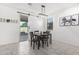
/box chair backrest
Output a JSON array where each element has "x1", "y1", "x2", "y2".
[
  {"x1": 46, "y1": 31, "x2": 50, "y2": 34},
  {"x1": 43, "y1": 31, "x2": 47, "y2": 34},
  {"x1": 30, "y1": 32, "x2": 34, "y2": 39},
  {"x1": 34, "y1": 31, "x2": 39, "y2": 32},
  {"x1": 30, "y1": 32, "x2": 33, "y2": 35},
  {"x1": 34, "y1": 31, "x2": 39, "y2": 34}
]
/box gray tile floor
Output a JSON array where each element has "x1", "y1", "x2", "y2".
[
  {"x1": 0, "y1": 40, "x2": 79, "y2": 55},
  {"x1": 20, "y1": 35, "x2": 28, "y2": 42},
  {"x1": 20, "y1": 33, "x2": 28, "y2": 42}
]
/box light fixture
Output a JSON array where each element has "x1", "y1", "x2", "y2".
[
  {"x1": 38, "y1": 5, "x2": 48, "y2": 16},
  {"x1": 27, "y1": 3, "x2": 32, "y2": 6}
]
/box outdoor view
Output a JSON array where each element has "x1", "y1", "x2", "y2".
[{"x1": 20, "y1": 21, "x2": 28, "y2": 34}]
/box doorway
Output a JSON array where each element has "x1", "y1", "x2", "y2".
[{"x1": 20, "y1": 14, "x2": 28, "y2": 42}]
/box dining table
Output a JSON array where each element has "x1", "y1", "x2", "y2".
[{"x1": 33, "y1": 33, "x2": 49, "y2": 49}]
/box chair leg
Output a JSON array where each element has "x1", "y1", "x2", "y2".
[
  {"x1": 50, "y1": 34, "x2": 52, "y2": 44},
  {"x1": 44, "y1": 40, "x2": 46, "y2": 46},
  {"x1": 33, "y1": 42, "x2": 35, "y2": 49},
  {"x1": 47, "y1": 40, "x2": 49, "y2": 47},
  {"x1": 42, "y1": 40, "x2": 44, "y2": 48},
  {"x1": 38, "y1": 41, "x2": 40, "y2": 50},
  {"x1": 36, "y1": 41, "x2": 37, "y2": 45},
  {"x1": 31, "y1": 40, "x2": 32, "y2": 47}
]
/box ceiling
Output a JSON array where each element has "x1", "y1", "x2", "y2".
[{"x1": 0, "y1": 3, "x2": 79, "y2": 15}]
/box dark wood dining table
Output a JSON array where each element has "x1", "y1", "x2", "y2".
[{"x1": 33, "y1": 33, "x2": 49, "y2": 49}]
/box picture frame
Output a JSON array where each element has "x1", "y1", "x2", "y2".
[
  {"x1": 59, "y1": 16, "x2": 71, "y2": 26},
  {"x1": 59, "y1": 17, "x2": 65, "y2": 26},
  {"x1": 0, "y1": 18, "x2": 2, "y2": 22},
  {"x1": 71, "y1": 14, "x2": 79, "y2": 26}
]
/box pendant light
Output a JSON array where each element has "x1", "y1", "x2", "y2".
[{"x1": 38, "y1": 5, "x2": 48, "y2": 16}]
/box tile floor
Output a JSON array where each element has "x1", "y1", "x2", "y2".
[
  {"x1": 0, "y1": 40, "x2": 79, "y2": 55},
  {"x1": 20, "y1": 34, "x2": 28, "y2": 42}
]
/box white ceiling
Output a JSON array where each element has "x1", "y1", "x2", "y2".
[{"x1": 0, "y1": 3, "x2": 79, "y2": 15}]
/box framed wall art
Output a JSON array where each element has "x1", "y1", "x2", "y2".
[
  {"x1": 71, "y1": 14, "x2": 79, "y2": 26},
  {"x1": 59, "y1": 14, "x2": 79, "y2": 26},
  {"x1": 59, "y1": 16, "x2": 71, "y2": 26}
]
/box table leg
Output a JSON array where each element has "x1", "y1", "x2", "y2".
[{"x1": 50, "y1": 34, "x2": 52, "y2": 44}]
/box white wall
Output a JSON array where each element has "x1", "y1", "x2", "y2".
[
  {"x1": 52, "y1": 6, "x2": 79, "y2": 46},
  {"x1": 28, "y1": 16, "x2": 47, "y2": 32},
  {"x1": 0, "y1": 5, "x2": 20, "y2": 45},
  {"x1": 0, "y1": 4, "x2": 48, "y2": 45}
]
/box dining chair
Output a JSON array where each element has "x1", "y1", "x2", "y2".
[
  {"x1": 46, "y1": 31, "x2": 52, "y2": 44},
  {"x1": 30, "y1": 32, "x2": 34, "y2": 46},
  {"x1": 34, "y1": 31, "x2": 39, "y2": 34},
  {"x1": 34, "y1": 30, "x2": 39, "y2": 32},
  {"x1": 40, "y1": 31, "x2": 49, "y2": 47},
  {"x1": 30, "y1": 32, "x2": 40, "y2": 49},
  {"x1": 46, "y1": 31, "x2": 50, "y2": 34}
]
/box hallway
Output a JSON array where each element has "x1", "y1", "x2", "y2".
[{"x1": 0, "y1": 40, "x2": 79, "y2": 55}]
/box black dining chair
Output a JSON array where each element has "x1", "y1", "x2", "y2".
[
  {"x1": 30, "y1": 32, "x2": 34, "y2": 46},
  {"x1": 40, "y1": 32, "x2": 49, "y2": 47},
  {"x1": 34, "y1": 31, "x2": 39, "y2": 32},
  {"x1": 46, "y1": 31, "x2": 50, "y2": 34},
  {"x1": 46, "y1": 31, "x2": 52, "y2": 44},
  {"x1": 34, "y1": 31, "x2": 39, "y2": 34},
  {"x1": 30, "y1": 32, "x2": 40, "y2": 49},
  {"x1": 49, "y1": 33, "x2": 52, "y2": 44}
]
